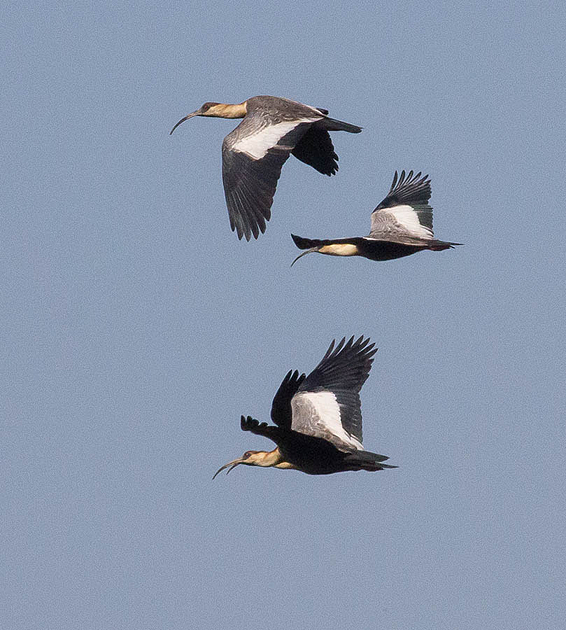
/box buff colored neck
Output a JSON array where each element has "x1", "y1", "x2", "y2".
[
  {"x1": 318, "y1": 243, "x2": 360, "y2": 257},
  {"x1": 207, "y1": 102, "x2": 247, "y2": 119},
  {"x1": 252, "y1": 447, "x2": 297, "y2": 470}
]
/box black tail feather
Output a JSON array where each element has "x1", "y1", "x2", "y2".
[
  {"x1": 321, "y1": 117, "x2": 363, "y2": 133},
  {"x1": 428, "y1": 239, "x2": 463, "y2": 251},
  {"x1": 344, "y1": 450, "x2": 397, "y2": 472}
]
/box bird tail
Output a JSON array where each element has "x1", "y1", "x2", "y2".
[
  {"x1": 427, "y1": 239, "x2": 463, "y2": 251},
  {"x1": 321, "y1": 117, "x2": 363, "y2": 133},
  {"x1": 343, "y1": 450, "x2": 398, "y2": 472}
]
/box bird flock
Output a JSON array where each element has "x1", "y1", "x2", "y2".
[{"x1": 171, "y1": 95, "x2": 460, "y2": 477}]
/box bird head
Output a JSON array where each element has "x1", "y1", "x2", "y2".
[
  {"x1": 212, "y1": 450, "x2": 264, "y2": 479},
  {"x1": 170, "y1": 101, "x2": 247, "y2": 134},
  {"x1": 195, "y1": 102, "x2": 222, "y2": 115},
  {"x1": 212, "y1": 448, "x2": 285, "y2": 479}
]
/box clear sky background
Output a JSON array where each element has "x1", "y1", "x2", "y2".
[{"x1": 2, "y1": 1, "x2": 565, "y2": 629}]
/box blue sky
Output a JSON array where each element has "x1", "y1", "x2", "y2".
[{"x1": 2, "y1": 1, "x2": 565, "y2": 629}]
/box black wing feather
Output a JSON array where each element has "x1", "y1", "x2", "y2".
[
  {"x1": 291, "y1": 127, "x2": 338, "y2": 175},
  {"x1": 271, "y1": 369, "x2": 306, "y2": 429},
  {"x1": 375, "y1": 170, "x2": 431, "y2": 208},
  {"x1": 298, "y1": 336, "x2": 377, "y2": 443}
]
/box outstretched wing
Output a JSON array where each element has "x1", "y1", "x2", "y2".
[
  {"x1": 369, "y1": 170, "x2": 434, "y2": 242},
  {"x1": 222, "y1": 114, "x2": 321, "y2": 240},
  {"x1": 290, "y1": 336, "x2": 377, "y2": 452},
  {"x1": 271, "y1": 369, "x2": 306, "y2": 429},
  {"x1": 291, "y1": 126, "x2": 339, "y2": 176}
]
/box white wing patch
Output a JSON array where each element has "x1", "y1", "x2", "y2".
[
  {"x1": 291, "y1": 391, "x2": 364, "y2": 450},
  {"x1": 381, "y1": 204, "x2": 433, "y2": 239},
  {"x1": 232, "y1": 118, "x2": 320, "y2": 160}
]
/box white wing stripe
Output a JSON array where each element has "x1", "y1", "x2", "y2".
[
  {"x1": 383, "y1": 204, "x2": 433, "y2": 238},
  {"x1": 292, "y1": 391, "x2": 364, "y2": 450},
  {"x1": 232, "y1": 118, "x2": 319, "y2": 160}
]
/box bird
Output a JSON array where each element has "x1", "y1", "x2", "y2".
[
  {"x1": 170, "y1": 95, "x2": 362, "y2": 241},
  {"x1": 213, "y1": 336, "x2": 396, "y2": 478},
  {"x1": 291, "y1": 170, "x2": 461, "y2": 265}
]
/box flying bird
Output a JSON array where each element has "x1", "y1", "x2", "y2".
[
  {"x1": 170, "y1": 95, "x2": 362, "y2": 241},
  {"x1": 213, "y1": 336, "x2": 396, "y2": 478},
  {"x1": 291, "y1": 170, "x2": 461, "y2": 265}
]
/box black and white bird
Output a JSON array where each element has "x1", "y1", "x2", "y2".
[
  {"x1": 170, "y1": 95, "x2": 362, "y2": 241},
  {"x1": 213, "y1": 336, "x2": 396, "y2": 478},
  {"x1": 291, "y1": 170, "x2": 461, "y2": 265}
]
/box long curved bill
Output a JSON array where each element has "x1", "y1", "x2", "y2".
[
  {"x1": 170, "y1": 111, "x2": 200, "y2": 135},
  {"x1": 290, "y1": 248, "x2": 318, "y2": 267},
  {"x1": 212, "y1": 457, "x2": 246, "y2": 480}
]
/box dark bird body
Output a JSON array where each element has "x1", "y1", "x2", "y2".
[
  {"x1": 291, "y1": 170, "x2": 461, "y2": 264},
  {"x1": 213, "y1": 336, "x2": 396, "y2": 478},
  {"x1": 170, "y1": 96, "x2": 362, "y2": 241},
  {"x1": 291, "y1": 235, "x2": 442, "y2": 262}
]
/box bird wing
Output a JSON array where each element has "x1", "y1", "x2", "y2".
[
  {"x1": 222, "y1": 114, "x2": 321, "y2": 240},
  {"x1": 289, "y1": 336, "x2": 377, "y2": 452},
  {"x1": 368, "y1": 170, "x2": 434, "y2": 242},
  {"x1": 271, "y1": 369, "x2": 306, "y2": 429},
  {"x1": 291, "y1": 126, "x2": 338, "y2": 176}
]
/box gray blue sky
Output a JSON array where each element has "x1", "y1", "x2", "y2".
[{"x1": 2, "y1": 1, "x2": 565, "y2": 628}]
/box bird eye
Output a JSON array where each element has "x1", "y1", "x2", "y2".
[{"x1": 243, "y1": 451, "x2": 253, "y2": 459}]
